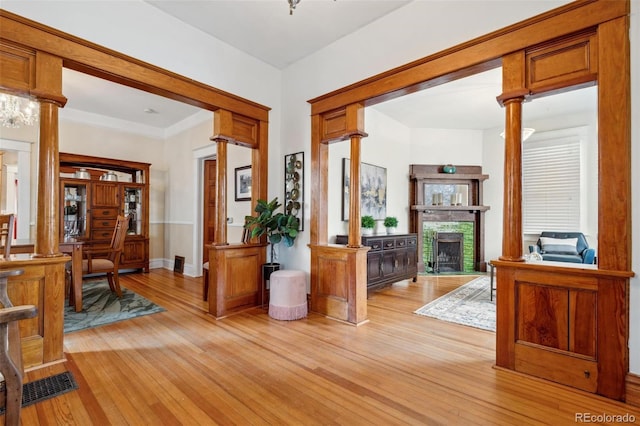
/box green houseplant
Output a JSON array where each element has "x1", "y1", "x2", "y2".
[
  {"x1": 244, "y1": 197, "x2": 300, "y2": 266},
  {"x1": 383, "y1": 216, "x2": 398, "y2": 234},
  {"x1": 361, "y1": 215, "x2": 375, "y2": 235}
]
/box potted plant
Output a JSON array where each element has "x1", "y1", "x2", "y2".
[
  {"x1": 244, "y1": 197, "x2": 300, "y2": 279},
  {"x1": 361, "y1": 215, "x2": 375, "y2": 235},
  {"x1": 383, "y1": 216, "x2": 398, "y2": 234}
]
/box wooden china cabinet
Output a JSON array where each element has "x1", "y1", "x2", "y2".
[{"x1": 59, "y1": 153, "x2": 150, "y2": 272}]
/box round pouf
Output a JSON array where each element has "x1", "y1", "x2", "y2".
[{"x1": 268, "y1": 270, "x2": 307, "y2": 320}]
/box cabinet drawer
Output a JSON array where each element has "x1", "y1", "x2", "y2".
[
  {"x1": 91, "y1": 229, "x2": 114, "y2": 240},
  {"x1": 383, "y1": 239, "x2": 395, "y2": 250},
  {"x1": 407, "y1": 237, "x2": 417, "y2": 247},
  {"x1": 92, "y1": 208, "x2": 118, "y2": 219},
  {"x1": 395, "y1": 238, "x2": 407, "y2": 248},
  {"x1": 92, "y1": 218, "x2": 117, "y2": 229},
  {"x1": 367, "y1": 239, "x2": 383, "y2": 251}
]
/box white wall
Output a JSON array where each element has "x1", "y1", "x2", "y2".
[{"x1": 326, "y1": 108, "x2": 412, "y2": 244}]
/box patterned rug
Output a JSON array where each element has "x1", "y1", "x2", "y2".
[
  {"x1": 64, "y1": 279, "x2": 165, "y2": 333},
  {"x1": 413, "y1": 276, "x2": 495, "y2": 331}
]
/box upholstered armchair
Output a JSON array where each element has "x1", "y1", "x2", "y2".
[{"x1": 529, "y1": 231, "x2": 596, "y2": 264}]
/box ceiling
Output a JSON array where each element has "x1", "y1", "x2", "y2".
[
  {"x1": 58, "y1": 0, "x2": 595, "y2": 134},
  {"x1": 145, "y1": 0, "x2": 412, "y2": 70}
]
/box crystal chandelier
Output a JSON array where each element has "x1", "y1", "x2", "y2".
[
  {"x1": 288, "y1": 0, "x2": 301, "y2": 15},
  {"x1": 0, "y1": 93, "x2": 39, "y2": 128}
]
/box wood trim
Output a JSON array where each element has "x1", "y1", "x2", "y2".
[
  {"x1": 212, "y1": 110, "x2": 260, "y2": 149},
  {"x1": 525, "y1": 29, "x2": 598, "y2": 96},
  {"x1": 597, "y1": 16, "x2": 631, "y2": 272},
  {"x1": 0, "y1": 10, "x2": 270, "y2": 121},
  {"x1": 625, "y1": 373, "x2": 640, "y2": 408},
  {"x1": 0, "y1": 40, "x2": 35, "y2": 93},
  {"x1": 207, "y1": 243, "x2": 266, "y2": 319},
  {"x1": 310, "y1": 114, "x2": 328, "y2": 246},
  {"x1": 1, "y1": 257, "x2": 68, "y2": 368},
  {"x1": 309, "y1": 244, "x2": 369, "y2": 325},
  {"x1": 60, "y1": 152, "x2": 151, "y2": 173},
  {"x1": 308, "y1": 0, "x2": 627, "y2": 115}
]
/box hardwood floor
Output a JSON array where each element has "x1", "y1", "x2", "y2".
[{"x1": 15, "y1": 270, "x2": 640, "y2": 425}]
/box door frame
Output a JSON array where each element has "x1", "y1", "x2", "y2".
[{"x1": 192, "y1": 143, "x2": 216, "y2": 277}]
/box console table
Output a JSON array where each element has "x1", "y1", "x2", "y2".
[{"x1": 335, "y1": 233, "x2": 418, "y2": 293}]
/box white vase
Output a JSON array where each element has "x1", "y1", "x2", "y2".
[
  {"x1": 362, "y1": 227, "x2": 374, "y2": 236},
  {"x1": 386, "y1": 227, "x2": 396, "y2": 234}
]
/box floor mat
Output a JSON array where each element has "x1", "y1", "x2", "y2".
[{"x1": 0, "y1": 371, "x2": 78, "y2": 414}]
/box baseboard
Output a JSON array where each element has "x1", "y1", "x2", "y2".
[
  {"x1": 149, "y1": 258, "x2": 165, "y2": 270},
  {"x1": 151, "y1": 257, "x2": 197, "y2": 277},
  {"x1": 625, "y1": 373, "x2": 640, "y2": 406}
]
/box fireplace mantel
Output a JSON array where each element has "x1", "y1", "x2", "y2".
[{"x1": 409, "y1": 164, "x2": 489, "y2": 273}]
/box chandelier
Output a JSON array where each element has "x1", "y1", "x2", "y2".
[
  {"x1": 288, "y1": 0, "x2": 301, "y2": 15},
  {"x1": 0, "y1": 93, "x2": 39, "y2": 128}
]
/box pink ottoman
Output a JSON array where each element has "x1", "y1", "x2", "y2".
[{"x1": 268, "y1": 270, "x2": 307, "y2": 320}]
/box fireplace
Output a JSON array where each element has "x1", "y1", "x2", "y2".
[
  {"x1": 432, "y1": 232, "x2": 464, "y2": 273},
  {"x1": 410, "y1": 164, "x2": 489, "y2": 273}
]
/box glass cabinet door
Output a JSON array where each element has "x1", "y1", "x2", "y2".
[
  {"x1": 62, "y1": 180, "x2": 89, "y2": 239},
  {"x1": 123, "y1": 185, "x2": 143, "y2": 235}
]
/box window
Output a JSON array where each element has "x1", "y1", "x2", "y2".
[{"x1": 522, "y1": 129, "x2": 584, "y2": 234}]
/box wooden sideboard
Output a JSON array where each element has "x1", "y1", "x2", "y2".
[{"x1": 335, "y1": 233, "x2": 418, "y2": 293}]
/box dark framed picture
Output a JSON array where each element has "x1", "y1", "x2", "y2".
[
  {"x1": 342, "y1": 158, "x2": 387, "y2": 221},
  {"x1": 284, "y1": 151, "x2": 304, "y2": 231},
  {"x1": 235, "y1": 165, "x2": 252, "y2": 201}
]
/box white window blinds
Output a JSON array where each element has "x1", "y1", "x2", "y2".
[{"x1": 522, "y1": 135, "x2": 581, "y2": 234}]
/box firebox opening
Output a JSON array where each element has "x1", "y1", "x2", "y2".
[{"x1": 433, "y1": 232, "x2": 464, "y2": 273}]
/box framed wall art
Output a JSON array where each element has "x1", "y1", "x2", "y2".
[
  {"x1": 234, "y1": 165, "x2": 252, "y2": 201},
  {"x1": 284, "y1": 152, "x2": 304, "y2": 231},
  {"x1": 342, "y1": 158, "x2": 387, "y2": 221}
]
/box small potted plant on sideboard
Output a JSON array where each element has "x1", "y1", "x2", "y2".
[
  {"x1": 383, "y1": 216, "x2": 398, "y2": 234},
  {"x1": 361, "y1": 215, "x2": 375, "y2": 236}
]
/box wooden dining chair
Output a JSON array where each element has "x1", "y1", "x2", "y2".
[
  {"x1": 0, "y1": 215, "x2": 15, "y2": 259},
  {"x1": 0, "y1": 269, "x2": 38, "y2": 426},
  {"x1": 68, "y1": 215, "x2": 129, "y2": 307}
]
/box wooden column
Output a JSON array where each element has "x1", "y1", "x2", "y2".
[
  {"x1": 347, "y1": 134, "x2": 363, "y2": 248},
  {"x1": 34, "y1": 100, "x2": 61, "y2": 257},
  {"x1": 499, "y1": 97, "x2": 525, "y2": 262},
  {"x1": 309, "y1": 113, "x2": 328, "y2": 246},
  {"x1": 497, "y1": 50, "x2": 527, "y2": 262},
  {"x1": 212, "y1": 137, "x2": 228, "y2": 246},
  {"x1": 30, "y1": 52, "x2": 67, "y2": 257}
]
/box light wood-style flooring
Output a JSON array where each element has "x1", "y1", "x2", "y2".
[{"x1": 16, "y1": 269, "x2": 640, "y2": 425}]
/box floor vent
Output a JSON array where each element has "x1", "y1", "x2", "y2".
[{"x1": 0, "y1": 371, "x2": 78, "y2": 414}]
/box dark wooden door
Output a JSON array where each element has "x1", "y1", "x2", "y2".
[{"x1": 203, "y1": 159, "x2": 216, "y2": 263}]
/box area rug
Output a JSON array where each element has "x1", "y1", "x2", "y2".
[
  {"x1": 413, "y1": 276, "x2": 495, "y2": 331},
  {"x1": 0, "y1": 371, "x2": 78, "y2": 413},
  {"x1": 64, "y1": 280, "x2": 166, "y2": 333}
]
